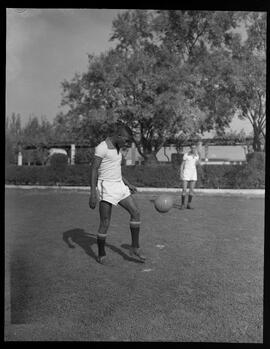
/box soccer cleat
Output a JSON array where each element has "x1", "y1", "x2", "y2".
[
  {"x1": 186, "y1": 204, "x2": 194, "y2": 209},
  {"x1": 130, "y1": 247, "x2": 146, "y2": 262},
  {"x1": 96, "y1": 255, "x2": 106, "y2": 264}
]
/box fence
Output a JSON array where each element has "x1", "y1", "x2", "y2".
[{"x1": 14, "y1": 138, "x2": 253, "y2": 166}]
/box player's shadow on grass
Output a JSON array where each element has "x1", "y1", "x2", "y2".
[{"x1": 62, "y1": 229, "x2": 142, "y2": 264}]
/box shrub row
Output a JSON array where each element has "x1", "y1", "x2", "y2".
[
  {"x1": 5, "y1": 162, "x2": 264, "y2": 189},
  {"x1": 123, "y1": 163, "x2": 265, "y2": 189},
  {"x1": 5, "y1": 165, "x2": 91, "y2": 186}
]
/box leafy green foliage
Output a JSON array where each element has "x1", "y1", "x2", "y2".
[
  {"x1": 5, "y1": 113, "x2": 23, "y2": 164},
  {"x1": 74, "y1": 148, "x2": 95, "y2": 164},
  {"x1": 5, "y1": 165, "x2": 47, "y2": 185},
  {"x1": 49, "y1": 154, "x2": 68, "y2": 181},
  {"x1": 230, "y1": 13, "x2": 266, "y2": 151},
  {"x1": 171, "y1": 153, "x2": 184, "y2": 168},
  {"x1": 23, "y1": 148, "x2": 46, "y2": 165},
  {"x1": 5, "y1": 162, "x2": 264, "y2": 189},
  {"x1": 22, "y1": 115, "x2": 54, "y2": 145},
  {"x1": 246, "y1": 152, "x2": 265, "y2": 170},
  {"x1": 5, "y1": 135, "x2": 17, "y2": 164},
  {"x1": 59, "y1": 10, "x2": 246, "y2": 164},
  {"x1": 6, "y1": 10, "x2": 265, "y2": 164}
]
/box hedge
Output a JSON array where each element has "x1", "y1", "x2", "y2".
[
  {"x1": 5, "y1": 162, "x2": 264, "y2": 189},
  {"x1": 5, "y1": 165, "x2": 90, "y2": 186}
]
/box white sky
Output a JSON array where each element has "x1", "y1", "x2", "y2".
[{"x1": 6, "y1": 8, "x2": 253, "y2": 133}]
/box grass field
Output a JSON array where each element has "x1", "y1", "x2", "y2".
[{"x1": 5, "y1": 188, "x2": 264, "y2": 342}]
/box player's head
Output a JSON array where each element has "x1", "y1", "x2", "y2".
[
  {"x1": 189, "y1": 144, "x2": 197, "y2": 154},
  {"x1": 113, "y1": 123, "x2": 133, "y2": 148}
]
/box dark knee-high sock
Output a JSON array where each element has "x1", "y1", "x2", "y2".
[
  {"x1": 97, "y1": 233, "x2": 106, "y2": 256},
  {"x1": 130, "y1": 221, "x2": 141, "y2": 248},
  {"x1": 188, "y1": 194, "x2": 193, "y2": 205},
  {"x1": 181, "y1": 194, "x2": 186, "y2": 206}
]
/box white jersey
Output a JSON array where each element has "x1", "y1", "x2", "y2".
[
  {"x1": 182, "y1": 152, "x2": 199, "y2": 181},
  {"x1": 94, "y1": 140, "x2": 123, "y2": 181}
]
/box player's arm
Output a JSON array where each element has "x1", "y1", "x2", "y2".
[
  {"x1": 180, "y1": 159, "x2": 185, "y2": 179},
  {"x1": 196, "y1": 149, "x2": 201, "y2": 165},
  {"x1": 89, "y1": 156, "x2": 102, "y2": 209},
  {"x1": 122, "y1": 176, "x2": 137, "y2": 194}
]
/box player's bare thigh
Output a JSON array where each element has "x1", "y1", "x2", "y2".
[
  {"x1": 118, "y1": 195, "x2": 140, "y2": 220},
  {"x1": 182, "y1": 180, "x2": 188, "y2": 194},
  {"x1": 189, "y1": 181, "x2": 196, "y2": 195}
]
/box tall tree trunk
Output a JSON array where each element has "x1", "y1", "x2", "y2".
[
  {"x1": 253, "y1": 123, "x2": 262, "y2": 152},
  {"x1": 140, "y1": 135, "x2": 160, "y2": 165},
  {"x1": 142, "y1": 151, "x2": 159, "y2": 166}
]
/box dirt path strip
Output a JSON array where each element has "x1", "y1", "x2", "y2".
[{"x1": 5, "y1": 185, "x2": 265, "y2": 196}]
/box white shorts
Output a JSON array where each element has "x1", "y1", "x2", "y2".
[
  {"x1": 181, "y1": 174, "x2": 197, "y2": 181},
  {"x1": 181, "y1": 170, "x2": 197, "y2": 181},
  {"x1": 97, "y1": 179, "x2": 131, "y2": 206}
]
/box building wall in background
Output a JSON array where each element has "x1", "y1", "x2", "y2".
[{"x1": 124, "y1": 145, "x2": 247, "y2": 163}]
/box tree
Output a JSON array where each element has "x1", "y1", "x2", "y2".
[
  {"x1": 110, "y1": 10, "x2": 244, "y2": 161},
  {"x1": 182, "y1": 48, "x2": 239, "y2": 136},
  {"x1": 160, "y1": 10, "x2": 266, "y2": 151},
  {"x1": 60, "y1": 48, "x2": 208, "y2": 164},
  {"x1": 52, "y1": 112, "x2": 76, "y2": 143},
  {"x1": 59, "y1": 10, "x2": 246, "y2": 164},
  {"x1": 230, "y1": 12, "x2": 266, "y2": 151},
  {"x1": 6, "y1": 112, "x2": 23, "y2": 142},
  {"x1": 109, "y1": 48, "x2": 208, "y2": 163},
  {"x1": 152, "y1": 10, "x2": 239, "y2": 61},
  {"x1": 213, "y1": 129, "x2": 247, "y2": 143},
  {"x1": 232, "y1": 53, "x2": 265, "y2": 151},
  {"x1": 153, "y1": 10, "x2": 244, "y2": 135},
  {"x1": 59, "y1": 64, "x2": 118, "y2": 146},
  {"x1": 22, "y1": 115, "x2": 55, "y2": 165},
  {"x1": 5, "y1": 113, "x2": 23, "y2": 164}
]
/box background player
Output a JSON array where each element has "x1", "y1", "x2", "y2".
[
  {"x1": 89, "y1": 124, "x2": 146, "y2": 264},
  {"x1": 179, "y1": 143, "x2": 200, "y2": 209}
]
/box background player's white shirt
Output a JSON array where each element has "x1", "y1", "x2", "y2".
[
  {"x1": 94, "y1": 141, "x2": 122, "y2": 181},
  {"x1": 182, "y1": 152, "x2": 199, "y2": 181}
]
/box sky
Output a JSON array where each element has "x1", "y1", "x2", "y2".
[{"x1": 6, "y1": 8, "x2": 253, "y2": 133}]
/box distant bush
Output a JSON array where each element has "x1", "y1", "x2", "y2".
[
  {"x1": 246, "y1": 152, "x2": 265, "y2": 170},
  {"x1": 122, "y1": 164, "x2": 179, "y2": 188},
  {"x1": 5, "y1": 165, "x2": 48, "y2": 185},
  {"x1": 64, "y1": 165, "x2": 91, "y2": 185},
  {"x1": 49, "y1": 154, "x2": 68, "y2": 182},
  {"x1": 228, "y1": 163, "x2": 265, "y2": 189},
  {"x1": 198, "y1": 165, "x2": 242, "y2": 189},
  {"x1": 171, "y1": 153, "x2": 183, "y2": 168},
  {"x1": 75, "y1": 148, "x2": 95, "y2": 164},
  {"x1": 5, "y1": 164, "x2": 91, "y2": 186},
  {"x1": 228, "y1": 152, "x2": 265, "y2": 189},
  {"x1": 5, "y1": 160, "x2": 265, "y2": 189},
  {"x1": 50, "y1": 153, "x2": 68, "y2": 166},
  {"x1": 24, "y1": 148, "x2": 46, "y2": 165},
  {"x1": 5, "y1": 138, "x2": 17, "y2": 165}
]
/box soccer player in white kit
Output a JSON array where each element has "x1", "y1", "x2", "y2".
[
  {"x1": 179, "y1": 144, "x2": 200, "y2": 209},
  {"x1": 89, "y1": 124, "x2": 146, "y2": 264}
]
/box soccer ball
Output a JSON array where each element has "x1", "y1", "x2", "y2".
[{"x1": 154, "y1": 194, "x2": 174, "y2": 213}]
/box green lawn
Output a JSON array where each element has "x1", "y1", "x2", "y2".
[{"x1": 5, "y1": 189, "x2": 264, "y2": 342}]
